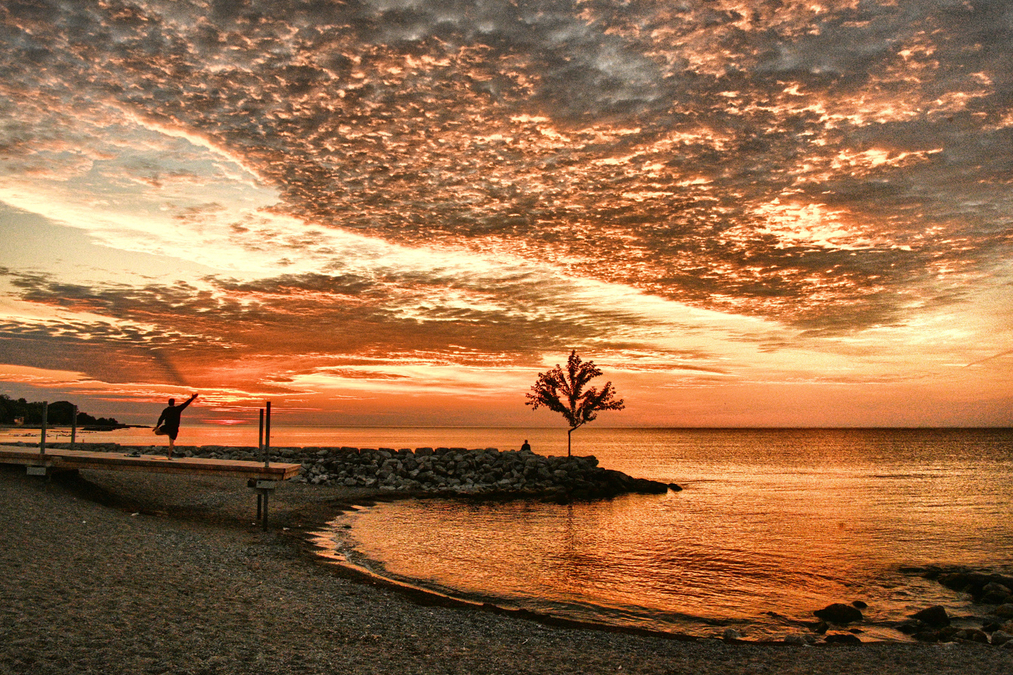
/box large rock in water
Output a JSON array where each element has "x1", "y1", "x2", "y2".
[
  {"x1": 601, "y1": 469, "x2": 669, "y2": 494},
  {"x1": 813, "y1": 603, "x2": 864, "y2": 625},
  {"x1": 911, "y1": 605, "x2": 950, "y2": 628}
]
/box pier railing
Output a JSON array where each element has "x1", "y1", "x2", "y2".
[{"x1": 8, "y1": 400, "x2": 293, "y2": 531}]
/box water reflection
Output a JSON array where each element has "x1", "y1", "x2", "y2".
[{"x1": 323, "y1": 429, "x2": 1013, "y2": 641}]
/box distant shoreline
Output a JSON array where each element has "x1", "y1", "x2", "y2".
[{"x1": 0, "y1": 423, "x2": 144, "y2": 427}]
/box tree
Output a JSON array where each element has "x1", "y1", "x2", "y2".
[
  {"x1": 525, "y1": 350, "x2": 625, "y2": 456},
  {"x1": 0, "y1": 395, "x2": 122, "y2": 427}
]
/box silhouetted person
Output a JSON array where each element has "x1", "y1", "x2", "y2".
[
  {"x1": 155, "y1": 393, "x2": 198, "y2": 459},
  {"x1": 521, "y1": 439, "x2": 531, "y2": 452}
]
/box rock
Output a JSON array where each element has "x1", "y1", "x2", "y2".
[
  {"x1": 722, "y1": 628, "x2": 743, "y2": 641},
  {"x1": 954, "y1": 629, "x2": 990, "y2": 644},
  {"x1": 930, "y1": 626, "x2": 960, "y2": 643},
  {"x1": 932, "y1": 570, "x2": 1013, "y2": 603},
  {"x1": 995, "y1": 604, "x2": 1013, "y2": 619},
  {"x1": 783, "y1": 634, "x2": 813, "y2": 646},
  {"x1": 851, "y1": 600, "x2": 868, "y2": 610},
  {"x1": 983, "y1": 582, "x2": 1011, "y2": 595},
  {"x1": 983, "y1": 591, "x2": 1012, "y2": 605},
  {"x1": 201, "y1": 444, "x2": 676, "y2": 499},
  {"x1": 813, "y1": 603, "x2": 864, "y2": 625},
  {"x1": 897, "y1": 622, "x2": 919, "y2": 635},
  {"x1": 911, "y1": 605, "x2": 950, "y2": 628},
  {"x1": 824, "y1": 633, "x2": 862, "y2": 645},
  {"x1": 629, "y1": 477, "x2": 669, "y2": 494},
  {"x1": 993, "y1": 630, "x2": 1013, "y2": 647},
  {"x1": 668, "y1": 483, "x2": 683, "y2": 491}
]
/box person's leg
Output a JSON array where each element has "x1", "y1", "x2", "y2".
[{"x1": 167, "y1": 432, "x2": 176, "y2": 459}]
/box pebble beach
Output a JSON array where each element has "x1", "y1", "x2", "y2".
[{"x1": 3, "y1": 464, "x2": 1013, "y2": 675}]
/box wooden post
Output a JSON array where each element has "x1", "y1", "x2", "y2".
[
  {"x1": 40, "y1": 401, "x2": 48, "y2": 455},
  {"x1": 70, "y1": 405, "x2": 78, "y2": 449},
  {"x1": 264, "y1": 401, "x2": 271, "y2": 469},
  {"x1": 258, "y1": 408, "x2": 264, "y2": 456}
]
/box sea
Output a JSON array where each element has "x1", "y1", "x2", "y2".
[{"x1": 6, "y1": 425, "x2": 1012, "y2": 642}]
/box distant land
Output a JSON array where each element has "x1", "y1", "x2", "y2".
[{"x1": 0, "y1": 395, "x2": 125, "y2": 429}]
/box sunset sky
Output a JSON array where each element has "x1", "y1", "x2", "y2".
[{"x1": 1, "y1": 0, "x2": 1011, "y2": 428}]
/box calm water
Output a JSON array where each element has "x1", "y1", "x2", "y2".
[
  {"x1": 313, "y1": 428, "x2": 1013, "y2": 642},
  {"x1": 9, "y1": 425, "x2": 1012, "y2": 641}
]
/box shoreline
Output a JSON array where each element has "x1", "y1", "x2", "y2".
[
  {"x1": 6, "y1": 441, "x2": 1013, "y2": 646},
  {"x1": 3, "y1": 467, "x2": 1013, "y2": 673},
  {"x1": 300, "y1": 497, "x2": 1013, "y2": 648}
]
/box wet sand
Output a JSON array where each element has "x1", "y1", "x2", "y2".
[{"x1": 2, "y1": 465, "x2": 1011, "y2": 674}]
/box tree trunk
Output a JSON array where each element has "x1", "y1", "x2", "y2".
[{"x1": 567, "y1": 427, "x2": 573, "y2": 457}]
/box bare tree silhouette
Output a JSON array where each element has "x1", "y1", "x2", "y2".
[{"x1": 526, "y1": 350, "x2": 625, "y2": 456}]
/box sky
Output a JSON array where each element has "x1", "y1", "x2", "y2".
[{"x1": 1, "y1": 0, "x2": 1011, "y2": 428}]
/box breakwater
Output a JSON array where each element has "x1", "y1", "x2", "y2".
[{"x1": 10, "y1": 442, "x2": 677, "y2": 500}]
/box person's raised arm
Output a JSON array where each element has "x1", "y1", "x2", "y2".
[{"x1": 178, "y1": 393, "x2": 199, "y2": 411}]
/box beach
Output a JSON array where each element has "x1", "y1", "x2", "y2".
[{"x1": 2, "y1": 465, "x2": 1012, "y2": 675}]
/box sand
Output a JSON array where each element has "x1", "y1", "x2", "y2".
[{"x1": 2, "y1": 465, "x2": 1011, "y2": 675}]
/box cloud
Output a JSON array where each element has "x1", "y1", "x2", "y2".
[
  {"x1": 1, "y1": 261, "x2": 742, "y2": 392},
  {"x1": 3, "y1": 2, "x2": 1008, "y2": 321},
  {"x1": 1, "y1": 1, "x2": 1011, "y2": 424}
]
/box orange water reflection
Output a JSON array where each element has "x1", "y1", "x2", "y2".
[{"x1": 325, "y1": 429, "x2": 1013, "y2": 641}]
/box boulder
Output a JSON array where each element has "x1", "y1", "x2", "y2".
[
  {"x1": 629, "y1": 477, "x2": 669, "y2": 494},
  {"x1": 824, "y1": 633, "x2": 862, "y2": 645},
  {"x1": 983, "y1": 591, "x2": 1012, "y2": 605},
  {"x1": 992, "y1": 631, "x2": 1013, "y2": 647},
  {"x1": 783, "y1": 634, "x2": 815, "y2": 646},
  {"x1": 813, "y1": 603, "x2": 864, "y2": 625},
  {"x1": 186, "y1": 443, "x2": 680, "y2": 499},
  {"x1": 954, "y1": 629, "x2": 990, "y2": 644},
  {"x1": 911, "y1": 605, "x2": 950, "y2": 628},
  {"x1": 994, "y1": 604, "x2": 1013, "y2": 619},
  {"x1": 933, "y1": 571, "x2": 1013, "y2": 602},
  {"x1": 721, "y1": 628, "x2": 743, "y2": 642},
  {"x1": 983, "y1": 582, "x2": 1011, "y2": 595}
]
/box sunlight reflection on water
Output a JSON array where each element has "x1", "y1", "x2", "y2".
[{"x1": 322, "y1": 428, "x2": 1013, "y2": 641}]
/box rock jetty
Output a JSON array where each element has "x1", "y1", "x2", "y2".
[
  {"x1": 897, "y1": 568, "x2": 1013, "y2": 645},
  {"x1": 23, "y1": 442, "x2": 677, "y2": 501}
]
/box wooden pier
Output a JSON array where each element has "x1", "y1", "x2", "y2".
[{"x1": 0, "y1": 444, "x2": 301, "y2": 529}]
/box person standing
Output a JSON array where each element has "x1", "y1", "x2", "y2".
[{"x1": 154, "y1": 393, "x2": 198, "y2": 459}]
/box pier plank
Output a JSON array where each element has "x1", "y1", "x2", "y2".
[{"x1": 0, "y1": 445, "x2": 300, "y2": 480}]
